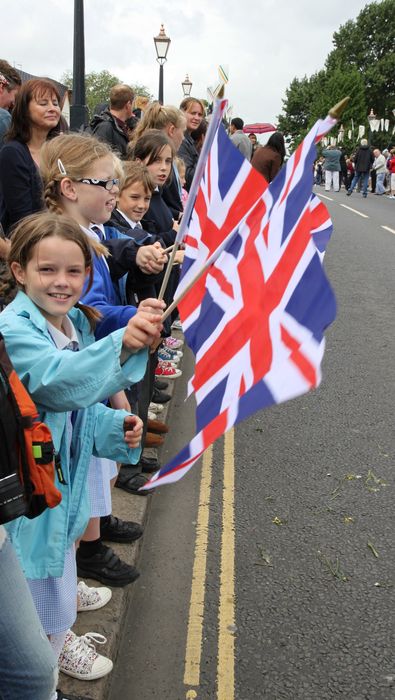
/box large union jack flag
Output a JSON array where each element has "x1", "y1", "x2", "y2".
[{"x1": 143, "y1": 109, "x2": 337, "y2": 488}]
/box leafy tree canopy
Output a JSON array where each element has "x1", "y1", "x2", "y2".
[
  {"x1": 278, "y1": 0, "x2": 395, "y2": 150},
  {"x1": 61, "y1": 70, "x2": 153, "y2": 116}
]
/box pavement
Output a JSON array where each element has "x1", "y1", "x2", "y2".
[{"x1": 61, "y1": 349, "x2": 180, "y2": 700}]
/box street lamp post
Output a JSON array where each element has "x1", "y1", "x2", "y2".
[
  {"x1": 181, "y1": 74, "x2": 192, "y2": 97},
  {"x1": 70, "y1": 0, "x2": 89, "y2": 131},
  {"x1": 367, "y1": 108, "x2": 376, "y2": 146},
  {"x1": 153, "y1": 24, "x2": 171, "y2": 105}
]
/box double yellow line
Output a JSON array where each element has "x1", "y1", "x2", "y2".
[{"x1": 184, "y1": 430, "x2": 235, "y2": 699}]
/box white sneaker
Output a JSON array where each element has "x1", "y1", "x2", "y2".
[
  {"x1": 77, "y1": 580, "x2": 112, "y2": 612},
  {"x1": 149, "y1": 402, "x2": 164, "y2": 414},
  {"x1": 148, "y1": 411, "x2": 156, "y2": 420},
  {"x1": 58, "y1": 629, "x2": 113, "y2": 681}
]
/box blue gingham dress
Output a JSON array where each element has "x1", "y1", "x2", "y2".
[
  {"x1": 27, "y1": 318, "x2": 80, "y2": 635},
  {"x1": 87, "y1": 455, "x2": 117, "y2": 517},
  {"x1": 84, "y1": 223, "x2": 117, "y2": 517}
]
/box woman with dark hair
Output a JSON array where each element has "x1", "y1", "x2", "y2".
[
  {"x1": 191, "y1": 118, "x2": 208, "y2": 154},
  {"x1": 129, "y1": 102, "x2": 187, "y2": 220},
  {"x1": 178, "y1": 96, "x2": 205, "y2": 190},
  {"x1": 0, "y1": 78, "x2": 61, "y2": 235},
  {"x1": 251, "y1": 131, "x2": 286, "y2": 183}
]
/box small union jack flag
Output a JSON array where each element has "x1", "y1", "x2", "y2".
[{"x1": 143, "y1": 109, "x2": 337, "y2": 488}]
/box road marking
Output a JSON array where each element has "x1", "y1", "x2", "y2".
[
  {"x1": 184, "y1": 446, "x2": 213, "y2": 691},
  {"x1": 381, "y1": 225, "x2": 395, "y2": 235},
  {"x1": 217, "y1": 430, "x2": 235, "y2": 700},
  {"x1": 339, "y1": 203, "x2": 369, "y2": 218},
  {"x1": 316, "y1": 193, "x2": 333, "y2": 201}
]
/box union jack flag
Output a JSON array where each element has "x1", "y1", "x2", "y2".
[{"x1": 143, "y1": 110, "x2": 337, "y2": 488}]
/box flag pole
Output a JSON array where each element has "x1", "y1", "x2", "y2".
[{"x1": 158, "y1": 87, "x2": 227, "y2": 301}]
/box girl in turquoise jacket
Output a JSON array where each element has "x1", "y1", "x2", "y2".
[{"x1": 0, "y1": 212, "x2": 164, "y2": 640}]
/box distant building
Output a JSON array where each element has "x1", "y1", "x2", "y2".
[{"x1": 17, "y1": 69, "x2": 71, "y2": 125}]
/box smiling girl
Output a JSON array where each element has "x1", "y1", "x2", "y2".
[
  {"x1": 0, "y1": 212, "x2": 163, "y2": 690},
  {"x1": 40, "y1": 134, "x2": 164, "y2": 597}
]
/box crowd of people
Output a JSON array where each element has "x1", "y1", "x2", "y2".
[
  {"x1": 0, "y1": 58, "x2": 291, "y2": 700},
  {"x1": 314, "y1": 139, "x2": 395, "y2": 198}
]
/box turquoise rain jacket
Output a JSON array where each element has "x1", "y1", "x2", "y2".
[{"x1": 0, "y1": 291, "x2": 147, "y2": 579}]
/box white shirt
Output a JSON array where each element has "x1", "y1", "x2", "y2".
[
  {"x1": 46, "y1": 316, "x2": 79, "y2": 351},
  {"x1": 116, "y1": 208, "x2": 141, "y2": 230}
]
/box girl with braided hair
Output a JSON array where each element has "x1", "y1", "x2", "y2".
[{"x1": 38, "y1": 133, "x2": 165, "y2": 679}]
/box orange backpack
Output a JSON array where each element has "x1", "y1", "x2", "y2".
[{"x1": 0, "y1": 333, "x2": 62, "y2": 524}]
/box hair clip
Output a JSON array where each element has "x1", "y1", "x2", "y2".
[{"x1": 57, "y1": 159, "x2": 67, "y2": 176}]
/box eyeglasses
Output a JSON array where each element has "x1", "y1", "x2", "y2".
[{"x1": 76, "y1": 177, "x2": 120, "y2": 191}]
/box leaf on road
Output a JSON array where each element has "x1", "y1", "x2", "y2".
[
  {"x1": 364, "y1": 469, "x2": 386, "y2": 493},
  {"x1": 367, "y1": 540, "x2": 379, "y2": 558},
  {"x1": 272, "y1": 516, "x2": 287, "y2": 526},
  {"x1": 317, "y1": 551, "x2": 349, "y2": 582},
  {"x1": 255, "y1": 543, "x2": 273, "y2": 567}
]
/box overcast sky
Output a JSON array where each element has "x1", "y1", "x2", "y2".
[{"x1": 2, "y1": 0, "x2": 368, "y2": 127}]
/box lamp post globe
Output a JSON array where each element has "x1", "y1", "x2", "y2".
[
  {"x1": 182, "y1": 74, "x2": 192, "y2": 97},
  {"x1": 153, "y1": 24, "x2": 171, "y2": 104}
]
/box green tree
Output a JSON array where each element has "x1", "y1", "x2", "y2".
[
  {"x1": 278, "y1": 0, "x2": 395, "y2": 149},
  {"x1": 326, "y1": 0, "x2": 395, "y2": 119},
  {"x1": 277, "y1": 75, "x2": 319, "y2": 147},
  {"x1": 61, "y1": 70, "x2": 153, "y2": 117}
]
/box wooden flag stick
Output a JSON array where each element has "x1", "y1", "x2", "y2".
[
  {"x1": 157, "y1": 241, "x2": 181, "y2": 300},
  {"x1": 163, "y1": 244, "x2": 175, "y2": 254}
]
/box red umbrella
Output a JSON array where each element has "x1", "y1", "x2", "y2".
[{"x1": 243, "y1": 122, "x2": 276, "y2": 134}]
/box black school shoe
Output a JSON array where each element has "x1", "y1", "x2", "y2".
[
  {"x1": 115, "y1": 469, "x2": 154, "y2": 496},
  {"x1": 154, "y1": 379, "x2": 169, "y2": 391},
  {"x1": 100, "y1": 515, "x2": 143, "y2": 543},
  {"x1": 139, "y1": 456, "x2": 161, "y2": 474},
  {"x1": 76, "y1": 543, "x2": 139, "y2": 587},
  {"x1": 152, "y1": 388, "x2": 172, "y2": 404}
]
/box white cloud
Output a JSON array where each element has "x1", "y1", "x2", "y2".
[{"x1": 2, "y1": 0, "x2": 369, "y2": 126}]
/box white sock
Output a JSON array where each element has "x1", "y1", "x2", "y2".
[{"x1": 49, "y1": 629, "x2": 68, "y2": 660}]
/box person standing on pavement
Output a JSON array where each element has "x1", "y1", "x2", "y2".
[
  {"x1": 178, "y1": 97, "x2": 205, "y2": 191},
  {"x1": 346, "y1": 139, "x2": 374, "y2": 198},
  {"x1": 387, "y1": 148, "x2": 395, "y2": 198},
  {"x1": 87, "y1": 84, "x2": 135, "y2": 159},
  {"x1": 372, "y1": 148, "x2": 387, "y2": 195},
  {"x1": 130, "y1": 102, "x2": 187, "y2": 220},
  {"x1": 0, "y1": 78, "x2": 61, "y2": 235},
  {"x1": 339, "y1": 148, "x2": 348, "y2": 189},
  {"x1": 322, "y1": 145, "x2": 342, "y2": 192},
  {"x1": 251, "y1": 132, "x2": 285, "y2": 183},
  {"x1": 229, "y1": 117, "x2": 252, "y2": 160},
  {"x1": 0, "y1": 60, "x2": 21, "y2": 146},
  {"x1": 248, "y1": 132, "x2": 259, "y2": 157},
  {"x1": 0, "y1": 211, "x2": 163, "y2": 688}
]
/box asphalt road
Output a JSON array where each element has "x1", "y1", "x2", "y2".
[{"x1": 109, "y1": 188, "x2": 395, "y2": 700}]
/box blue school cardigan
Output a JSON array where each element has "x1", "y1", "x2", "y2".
[{"x1": 0, "y1": 291, "x2": 147, "y2": 579}]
